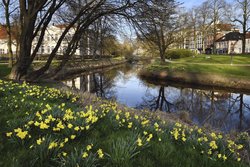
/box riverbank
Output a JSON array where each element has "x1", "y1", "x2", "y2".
[
  {"x1": 0, "y1": 58, "x2": 129, "y2": 80},
  {"x1": 140, "y1": 57, "x2": 250, "y2": 92},
  {"x1": 0, "y1": 79, "x2": 249, "y2": 166},
  {"x1": 54, "y1": 58, "x2": 129, "y2": 80}
]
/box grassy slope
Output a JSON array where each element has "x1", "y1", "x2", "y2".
[
  {"x1": 0, "y1": 80, "x2": 249, "y2": 167},
  {"x1": 173, "y1": 55, "x2": 250, "y2": 64},
  {"x1": 149, "y1": 55, "x2": 250, "y2": 79}
]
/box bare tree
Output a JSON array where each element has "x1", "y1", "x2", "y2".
[
  {"x1": 206, "y1": 0, "x2": 228, "y2": 54},
  {"x1": 196, "y1": 1, "x2": 213, "y2": 53},
  {"x1": 186, "y1": 7, "x2": 199, "y2": 53},
  {"x1": 231, "y1": 0, "x2": 250, "y2": 54},
  {"x1": 5, "y1": 0, "x2": 135, "y2": 81},
  {"x1": 130, "y1": 0, "x2": 180, "y2": 62},
  {"x1": 1, "y1": 0, "x2": 17, "y2": 67}
]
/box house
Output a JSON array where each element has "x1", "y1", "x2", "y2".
[
  {"x1": 0, "y1": 25, "x2": 17, "y2": 56},
  {"x1": 215, "y1": 31, "x2": 242, "y2": 54},
  {"x1": 178, "y1": 23, "x2": 237, "y2": 54},
  {"x1": 0, "y1": 24, "x2": 83, "y2": 59},
  {"x1": 215, "y1": 31, "x2": 250, "y2": 54}
]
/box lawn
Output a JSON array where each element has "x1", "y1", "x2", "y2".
[
  {"x1": 172, "y1": 54, "x2": 250, "y2": 65},
  {"x1": 0, "y1": 64, "x2": 11, "y2": 78},
  {"x1": 149, "y1": 55, "x2": 250, "y2": 79},
  {"x1": 0, "y1": 79, "x2": 249, "y2": 166}
]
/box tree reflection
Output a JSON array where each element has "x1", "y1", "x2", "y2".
[
  {"x1": 65, "y1": 72, "x2": 116, "y2": 99},
  {"x1": 138, "y1": 86, "x2": 173, "y2": 112}
]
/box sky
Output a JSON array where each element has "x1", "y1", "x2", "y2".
[
  {"x1": 181, "y1": 0, "x2": 234, "y2": 9},
  {"x1": 181, "y1": 0, "x2": 205, "y2": 9}
]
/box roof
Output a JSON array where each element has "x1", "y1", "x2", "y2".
[
  {"x1": 246, "y1": 32, "x2": 250, "y2": 39},
  {"x1": 54, "y1": 24, "x2": 68, "y2": 29},
  {"x1": 0, "y1": 25, "x2": 8, "y2": 39},
  {"x1": 216, "y1": 24, "x2": 233, "y2": 31},
  {"x1": 216, "y1": 32, "x2": 242, "y2": 42},
  {"x1": 0, "y1": 25, "x2": 19, "y2": 40}
]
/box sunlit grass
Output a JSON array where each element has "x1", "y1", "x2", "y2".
[
  {"x1": 149, "y1": 56, "x2": 250, "y2": 79},
  {"x1": 172, "y1": 54, "x2": 250, "y2": 65}
]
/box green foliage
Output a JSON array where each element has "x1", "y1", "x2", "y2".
[
  {"x1": 166, "y1": 49, "x2": 194, "y2": 59},
  {"x1": 61, "y1": 148, "x2": 98, "y2": 167},
  {"x1": 105, "y1": 134, "x2": 141, "y2": 167}
]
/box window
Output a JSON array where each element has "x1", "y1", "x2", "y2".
[
  {"x1": 41, "y1": 46, "x2": 44, "y2": 53},
  {"x1": 47, "y1": 46, "x2": 50, "y2": 53},
  {"x1": 47, "y1": 36, "x2": 50, "y2": 41},
  {"x1": 0, "y1": 49, "x2": 5, "y2": 54}
]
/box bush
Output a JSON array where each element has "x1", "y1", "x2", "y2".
[{"x1": 166, "y1": 49, "x2": 193, "y2": 59}]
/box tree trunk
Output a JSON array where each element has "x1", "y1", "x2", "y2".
[
  {"x1": 9, "y1": 15, "x2": 36, "y2": 80},
  {"x1": 160, "y1": 50, "x2": 166, "y2": 62},
  {"x1": 242, "y1": 22, "x2": 246, "y2": 54},
  {"x1": 7, "y1": 39, "x2": 14, "y2": 67},
  {"x1": 3, "y1": 0, "x2": 14, "y2": 67}
]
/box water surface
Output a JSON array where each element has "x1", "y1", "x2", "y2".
[{"x1": 63, "y1": 63, "x2": 250, "y2": 133}]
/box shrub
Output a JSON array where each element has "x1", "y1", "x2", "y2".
[{"x1": 166, "y1": 49, "x2": 193, "y2": 59}]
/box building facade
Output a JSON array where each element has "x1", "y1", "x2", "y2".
[
  {"x1": 179, "y1": 23, "x2": 243, "y2": 54},
  {"x1": 0, "y1": 25, "x2": 83, "y2": 58}
]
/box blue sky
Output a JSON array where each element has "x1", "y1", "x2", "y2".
[
  {"x1": 180, "y1": 0, "x2": 205, "y2": 8},
  {"x1": 181, "y1": 0, "x2": 234, "y2": 9}
]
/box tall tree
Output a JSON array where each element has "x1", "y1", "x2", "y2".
[
  {"x1": 130, "y1": 0, "x2": 179, "y2": 62},
  {"x1": 187, "y1": 7, "x2": 199, "y2": 53},
  {"x1": 206, "y1": 0, "x2": 227, "y2": 54},
  {"x1": 196, "y1": 1, "x2": 213, "y2": 53},
  {"x1": 1, "y1": 0, "x2": 16, "y2": 67},
  {"x1": 231, "y1": 0, "x2": 250, "y2": 54},
  {"x1": 5, "y1": 0, "x2": 135, "y2": 81}
]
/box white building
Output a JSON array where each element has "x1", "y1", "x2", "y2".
[
  {"x1": 0, "y1": 25, "x2": 17, "y2": 55},
  {"x1": 0, "y1": 24, "x2": 82, "y2": 58},
  {"x1": 215, "y1": 32, "x2": 250, "y2": 54}
]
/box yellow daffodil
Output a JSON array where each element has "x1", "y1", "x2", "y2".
[
  {"x1": 137, "y1": 138, "x2": 143, "y2": 146},
  {"x1": 82, "y1": 152, "x2": 88, "y2": 158},
  {"x1": 6, "y1": 132, "x2": 12, "y2": 137},
  {"x1": 97, "y1": 149, "x2": 104, "y2": 158}
]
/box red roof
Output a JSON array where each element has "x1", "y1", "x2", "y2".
[
  {"x1": 0, "y1": 25, "x2": 19, "y2": 40},
  {"x1": 54, "y1": 24, "x2": 68, "y2": 29},
  {"x1": 0, "y1": 26, "x2": 8, "y2": 39},
  {"x1": 246, "y1": 32, "x2": 250, "y2": 39},
  {"x1": 217, "y1": 24, "x2": 233, "y2": 31}
]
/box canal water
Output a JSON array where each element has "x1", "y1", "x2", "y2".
[{"x1": 63, "y1": 63, "x2": 250, "y2": 133}]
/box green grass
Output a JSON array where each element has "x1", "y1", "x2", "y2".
[
  {"x1": 150, "y1": 55, "x2": 250, "y2": 79},
  {"x1": 0, "y1": 80, "x2": 249, "y2": 166},
  {"x1": 0, "y1": 64, "x2": 11, "y2": 78},
  {"x1": 172, "y1": 54, "x2": 250, "y2": 64}
]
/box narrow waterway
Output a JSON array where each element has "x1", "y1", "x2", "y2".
[{"x1": 62, "y1": 63, "x2": 250, "y2": 133}]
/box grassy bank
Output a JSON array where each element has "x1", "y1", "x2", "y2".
[
  {"x1": 0, "y1": 64, "x2": 11, "y2": 78},
  {"x1": 172, "y1": 54, "x2": 250, "y2": 64},
  {"x1": 149, "y1": 55, "x2": 250, "y2": 79},
  {"x1": 0, "y1": 80, "x2": 249, "y2": 167}
]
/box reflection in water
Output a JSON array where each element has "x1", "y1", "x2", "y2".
[
  {"x1": 63, "y1": 64, "x2": 250, "y2": 133},
  {"x1": 138, "y1": 87, "x2": 173, "y2": 112},
  {"x1": 64, "y1": 72, "x2": 116, "y2": 99}
]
